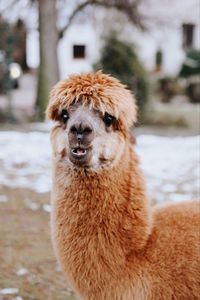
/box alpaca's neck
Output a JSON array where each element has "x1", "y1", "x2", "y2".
[
  {"x1": 52, "y1": 143, "x2": 151, "y2": 296},
  {"x1": 53, "y1": 143, "x2": 151, "y2": 254}
]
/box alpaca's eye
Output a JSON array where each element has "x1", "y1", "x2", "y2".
[
  {"x1": 61, "y1": 109, "x2": 69, "y2": 123},
  {"x1": 103, "y1": 113, "x2": 115, "y2": 127}
]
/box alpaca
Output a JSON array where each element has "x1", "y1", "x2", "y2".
[{"x1": 46, "y1": 72, "x2": 200, "y2": 300}]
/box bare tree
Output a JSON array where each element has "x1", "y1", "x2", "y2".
[
  {"x1": 59, "y1": 0, "x2": 146, "y2": 38},
  {"x1": 36, "y1": 0, "x2": 59, "y2": 120}
]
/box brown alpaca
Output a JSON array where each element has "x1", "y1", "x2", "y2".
[{"x1": 46, "y1": 72, "x2": 200, "y2": 300}]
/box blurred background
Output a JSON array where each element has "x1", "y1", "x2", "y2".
[{"x1": 0, "y1": 1, "x2": 199, "y2": 299}]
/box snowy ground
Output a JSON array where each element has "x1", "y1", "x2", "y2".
[{"x1": 0, "y1": 130, "x2": 199, "y2": 204}]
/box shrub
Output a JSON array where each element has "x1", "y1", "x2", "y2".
[
  {"x1": 155, "y1": 49, "x2": 163, "y2": 72},
  {"x1": 179, "y1": 49, "x2": 200, "y2": 78},
  {"x1": 186, "y1": 79, "x2": 200, "y2": 104},
  {"x1": 158, "y1": 77, "x2": 182, "y2": 103},
  {"x1": 93, "y1": 32, "x2": 149, "y2": 120}
]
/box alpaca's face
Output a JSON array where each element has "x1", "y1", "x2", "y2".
[{"x1": 51, "y1": 103, "x2": 126, "y2": 170}]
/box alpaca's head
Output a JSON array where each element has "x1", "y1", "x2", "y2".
[{"x1": 46, "y1": 72, "x2": 137, "y2": 170}]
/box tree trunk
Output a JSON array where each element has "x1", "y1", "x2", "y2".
[{"x1": 36, "y1": 0, "x2": 59, "y2": 121}]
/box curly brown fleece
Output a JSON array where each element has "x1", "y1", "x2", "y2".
[{"x1": 47, "y1": 72, "x2": 200, "y2": 300}]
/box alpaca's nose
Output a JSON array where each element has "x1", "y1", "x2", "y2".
[{"x1": 69, "y1": 122, "x2": 94, "y2": 146}]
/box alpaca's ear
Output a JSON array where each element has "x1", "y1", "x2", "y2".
[
  {"x1": 46, "y1": 98, "x2": 60, "y2": 121},
  {"x1": 46, "y1": 86, "x2": 61, "y2": 121},
  {"x1": 46, "y1": 104, "x2": 59, "y2": 121}
]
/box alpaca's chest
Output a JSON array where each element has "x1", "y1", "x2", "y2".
[
  {"x1": 51, "y1": 200, "x2": 131, "y2": 290},
  {"x1": 50, "y1": 195, "x2": 155, "y2": 300},
  {"x1": 52, "y1": 215, "x2": 151, "y2": 300}
]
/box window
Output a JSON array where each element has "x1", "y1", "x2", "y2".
[
  {"x1": 73, "y1": 45, "x2": 86, "y2": 59},
  {"x1": 182, "y1": 24, "x2": 195, "y2": 49}
]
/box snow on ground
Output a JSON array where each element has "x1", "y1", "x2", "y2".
[
  {"x1": 137, "y1": 135, "x2": 199, "y2": 202},
  {"x1": 0, "y1": 131, "x2": 199, "y2": 203},
  {"x1": 0, "y1": 288, "x2": 19, "y2": 295},
  {"x1": 0, "y1": 131, "x2": 51, "y2": 193}
]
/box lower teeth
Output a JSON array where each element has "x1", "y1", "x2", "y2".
[{"x1": 73, "y1": 149, "x2": 86, "y2": 155}]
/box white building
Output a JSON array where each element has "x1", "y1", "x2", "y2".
[
  {"x1": 27, "y1": 0, "x2": 200, "y2": 78},
  {"x1": 57, "y1": 24, "x2": 100, "y2": 79}
]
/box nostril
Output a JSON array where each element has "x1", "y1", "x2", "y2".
[
  {"x1": 70, "y1": 126, "x2": 77, "y2": 133},
  {"x1": 83, "y1": 127, "x2": 92, "y2": 134},
  {"x1": 70, "y1": 124, "x2": 93, "y2": 135}
]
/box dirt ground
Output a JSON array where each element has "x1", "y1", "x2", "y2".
[{"x1": 0, "y1": 186, "x2": 78, "y2": 300}]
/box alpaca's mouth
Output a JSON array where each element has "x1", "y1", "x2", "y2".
[
  {"x1": 69, "y1": 146, "x2": 92, "y2": 167},
  {"x1": 71, "y1": 147, "x2": 87, "y2": 159}
]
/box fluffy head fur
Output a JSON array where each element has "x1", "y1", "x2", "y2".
[
  {"x1": 46, "y1": 72, "x2": 137, "y2": 170},
  {"x1": 47, "y1": 71, "x2": 137, "y2": 132},
  {"x1": 47, "y1": 72, "x2": 200, "y2": 300}
]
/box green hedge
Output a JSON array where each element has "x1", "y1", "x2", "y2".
[
  {"x1": 179, "y1": 49, "x2": 200, "y2": 78},
  {"x1": 94, "y1": 32, "x2": 149, "y2": 120}
]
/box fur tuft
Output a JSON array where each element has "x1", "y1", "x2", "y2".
[{"x1": 46, "y1": 72, "x2": 137, "y2": 129}]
